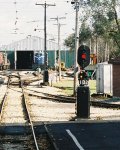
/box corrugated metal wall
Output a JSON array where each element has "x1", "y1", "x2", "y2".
[
  {"x1": 48, "y1": 50, "x2": 74, "y2": 68},
  {"x1": 7, "y1": 51, "x2": 14, "y2": 69},
  {"x1": 0, "y1": 36, "x2": 68, "y2": 51},
  {"x1": 48, "y1": 51, "x2": 55, "y2": 67},
  {"x1": 61, "y1": 50, "x2": 74, "y2": 68}
]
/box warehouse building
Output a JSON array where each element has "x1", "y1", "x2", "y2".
[{"x1": 0, "y1": 36, "x2": 74, "y2": 69}]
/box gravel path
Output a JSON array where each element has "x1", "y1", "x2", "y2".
[
  {"x1": 1, "y1": 88, "x2": 26, "y2": 124},
  {"x1": 0, "y1": 85, "x2": 7, "y2": 104},
  {"x1": 28, "y1": 96, "x2": 75, "y2": 121},
  {"x1": 0, "y1": 74, "x2": 7, "y2": 105},
  {"x1": 90, "y1": 106, "x2": 120, "y2": 120}
]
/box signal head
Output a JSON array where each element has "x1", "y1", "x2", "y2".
[{"x1": 77, "y1": 45, "x2": 90, "y2": 69}]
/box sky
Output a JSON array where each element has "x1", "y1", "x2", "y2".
[{"x1": 0, "y1": 0, "x2": 77, "y2": 46}]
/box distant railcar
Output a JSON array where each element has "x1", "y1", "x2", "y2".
[
  {"x1": 33, "y1": 52, "x2": 44, "y2": 70},
  {"x1": 0, "y1": 52, "x2": 10, "y2": 70}
]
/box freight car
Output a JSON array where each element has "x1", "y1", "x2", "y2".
[{"x1": 0, "y1": 52, "x2": 10, "y2": 70}]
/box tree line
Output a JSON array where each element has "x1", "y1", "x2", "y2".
[{"x1": 64, "y1": 0, "x2": 120, "y2": 62}]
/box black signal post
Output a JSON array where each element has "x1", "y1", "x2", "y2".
[
  {"x1": 43, "y1": 2, "x2": 49, "y2": 85},
  {"x1": 76, "y1": 45, "x2": 90, "y2": 119}
]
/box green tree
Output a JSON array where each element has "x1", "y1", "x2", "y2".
[
  {"x1": 79, "y1": 23, "x2": 92, "y2": 43},
  {"x1": 64, "y1": 33, "x2": 75, "y2": 51},
  {"x1": 64, "y1": 0, "x2": 120, "y2": 60},
  {"x1": 88, "y1": 0, "x2": 120, "y2": 50}
]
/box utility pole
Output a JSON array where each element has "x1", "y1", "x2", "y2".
[
  {"x1": 50, "y1": 16, "x2": 66, "y2": 81},
  {"x1": 71, "y1": 0, "x2": 80, "y2": 96},
  {"x1": 36, "y1": 2, "x2": 56, "y2": 85},
  {"x1": 58, "y1": 23, "x2": 61, "y2": 81}
]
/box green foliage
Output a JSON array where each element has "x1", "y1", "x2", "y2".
[
  {"x1": 64, "y1": 0, "x2": 120, "y2": 56},
  {"x1": 79, "y1": 24, "x2": 92, "y2": 42},
  {"x1": 107, "y1": 11, "x2": 115, "y2": 21},
  {"x1": 88, "y1": 0, "x2": 120, "y2": 47},
  {"x1": 109, "y1": 31, "x2": 120, "y2": 49},
  {"x1": 64, "y1": 25, "x2": 92, "y2": 48},
  {"x1": 64, "y1": 33, "x2": 75, "y2": 51}
]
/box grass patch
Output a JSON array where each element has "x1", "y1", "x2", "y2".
[
  {"x1": 53, "y1": 78, "x2": 96, "y2": 96},
  {"x1": 89, "y1": 80, "x2": 96, "y2": 95},
  {"x1": 53, "y1": 79, "x2": 74, "y2": 95}
]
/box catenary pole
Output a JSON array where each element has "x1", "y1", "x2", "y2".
[
  {"x1": 50, "y1": 16, "x2": 66, "y2": 81},
  {"x1": 36, "y1": 2, "x2": 55, "y2": 84}
]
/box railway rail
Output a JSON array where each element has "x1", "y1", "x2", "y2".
[
  {"x1": 24, "y1": 87, "x2": 120, "y2": 109},
  {"x1": 25, "y1": 88, "x2": 75, "y2": 103},
  {"x1": 0, "y1": 73, "x2": 57, "y2": 150}
]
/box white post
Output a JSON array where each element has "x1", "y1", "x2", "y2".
[
  {"x1": 73, "y1": 0, "x2": 79, "y2": 96},
  {"x1": 58, "y1": 23, "x2": 61, "y2": 81}
]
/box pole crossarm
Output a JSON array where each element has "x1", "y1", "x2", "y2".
[
  {"x1": 36, "y1": 3, "x2": 56, "y2": 7},
  {"x1": 50, "y1": 17, "x2": 66, "y2": 22}
]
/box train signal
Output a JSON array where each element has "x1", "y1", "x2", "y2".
[
  {"x1": 78, "y1": 71, "x2": 85, "y2": 80},
  {"x1": 78, "y1": 70, "x2": 88, "y2": 81},
  {"x1": 77, "y1": 45, "x2": 90, "y2": 69}
]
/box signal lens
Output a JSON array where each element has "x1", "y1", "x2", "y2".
[{"x1": 81, "y1": 53, "x2": 86, "y2": 59}]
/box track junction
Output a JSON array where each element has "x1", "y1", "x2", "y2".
[{"x1": 0, "y1": 71, "x2": 120, "y2": 149}]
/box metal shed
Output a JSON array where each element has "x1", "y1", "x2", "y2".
[{"x1": 96, "y1": 62, "x2": 113, "y2": 96}]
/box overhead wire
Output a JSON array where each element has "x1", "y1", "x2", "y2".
[{"x1": 13, "y1": 0, "x2": 19, "y2": 34}]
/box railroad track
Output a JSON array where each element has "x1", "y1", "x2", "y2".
[
  {"x1": 24, "y1": 88, "x2": 120, "y2": 109},
  {"x1": 0, "y1": 73, "x2": 57, "y2": 150},
  {"x1": 1, "y1": 71, "x2": 120, "y2": 149},
  {"x1": 25, "y1": 88, "x2": 75, "y2": 103}
]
